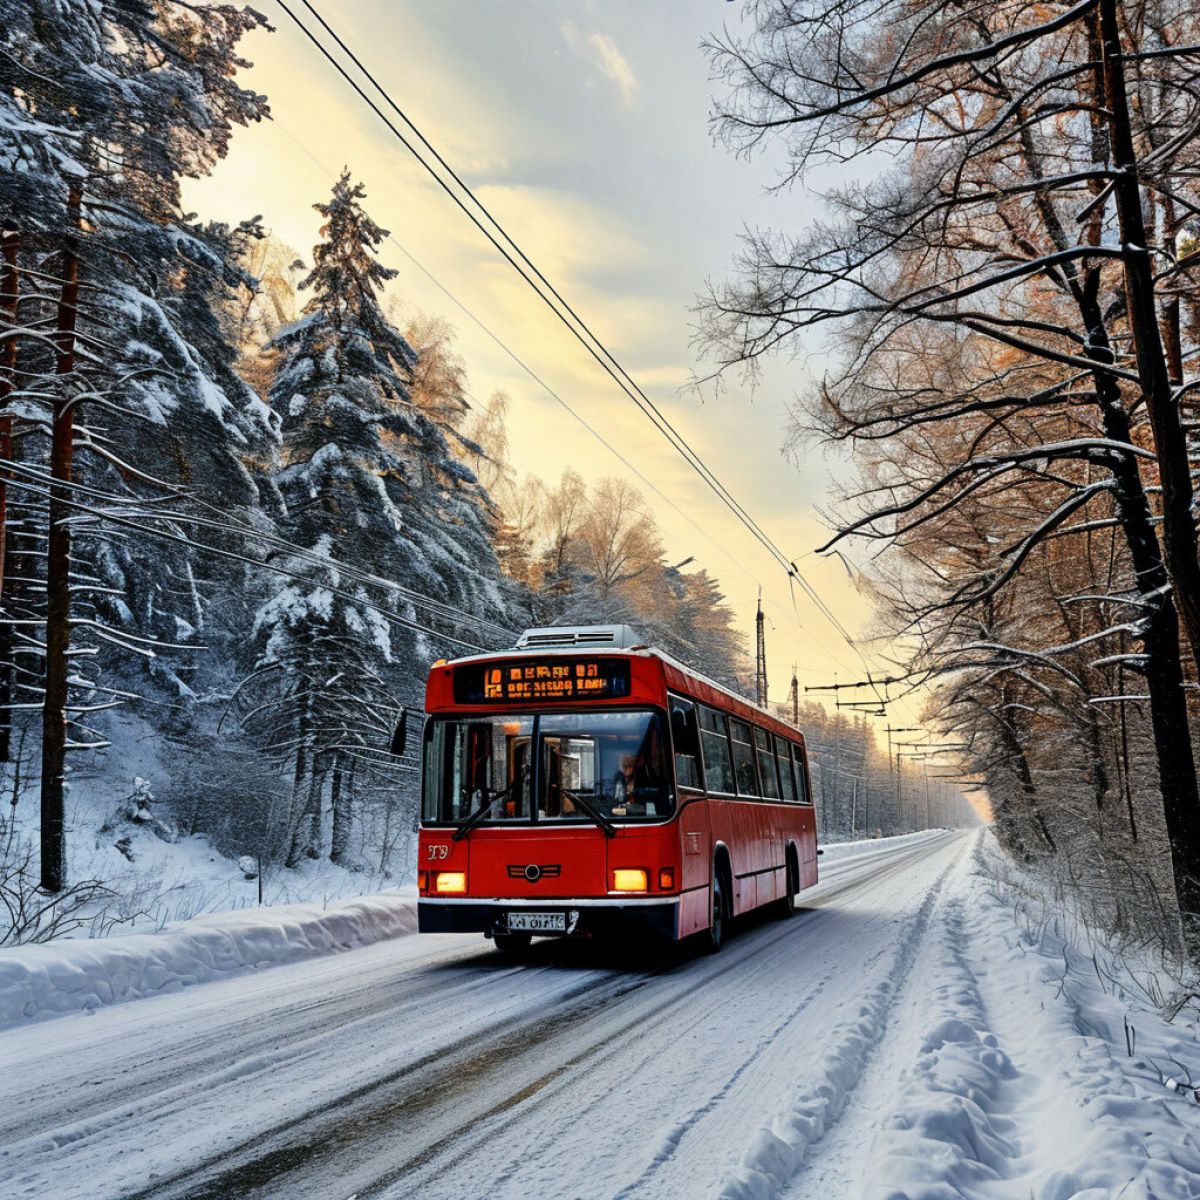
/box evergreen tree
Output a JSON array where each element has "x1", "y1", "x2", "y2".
[{"x1": 248, "y1": 172, "x2": 507, "y2": 865}]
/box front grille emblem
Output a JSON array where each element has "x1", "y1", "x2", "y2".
[{"x1": 506, "y1": 863, "x2": 562, "y2": 882}]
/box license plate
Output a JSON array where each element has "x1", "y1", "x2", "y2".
[{"x1": 507, "y1": 911, "x2": 566, "y2": 934}]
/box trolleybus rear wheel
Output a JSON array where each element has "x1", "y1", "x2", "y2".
[{"x1": 776, "y1": 850, "x2": 798, "y2": 919}]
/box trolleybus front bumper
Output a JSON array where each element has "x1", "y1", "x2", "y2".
[{"x1": 418, "y1": 896, "x2": 680, "y2": 940}]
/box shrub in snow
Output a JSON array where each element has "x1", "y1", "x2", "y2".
[
  {"x1": 100, "y1": 778, "x2": 177, "y2": 846},
  {"x1": 0, "y1": 839, "x2": 113, "y2": 946}
]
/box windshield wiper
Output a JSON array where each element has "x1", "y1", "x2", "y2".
[
  {"x1": 561, "y1": 788, "x2": 617, "y2": 838},
  {"x1": 451, "y1": 779, "x2": 517, "y2": 841}
]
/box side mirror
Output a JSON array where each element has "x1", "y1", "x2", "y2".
[{"x1": 389, "y1": 707, "x2": 408, "y2": 756}]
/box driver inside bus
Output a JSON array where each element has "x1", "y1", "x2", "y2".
[{"x1": 610, "y1": 753, "x2": 641, "y2": 815}]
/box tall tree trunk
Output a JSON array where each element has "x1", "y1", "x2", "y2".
[
  {"x1": 996, "y1": 711, "x2": 1056, "y2": 855},
  {"x1": 1070, "y1": 227, "x2": 1200, "y2": 954},
  {"x1": 1096, "y1": 0, "x2": 1200, "y2": 670},
  {"x1": 329, "y1": 757, "x2": 350, "y2": 864},
  {"x1": 304, "y1": 757, "x2": 324, "y2": 860},
  {"x1": 40, "y1": 186, "x2": 82, "y2": 894},
  {"x1": 0, "y1": 230, "x2": 18, "y2": 764},
  {"x1": 1091, "y1": 361, "x2": 1200, "y2": 955},
  {"x1": 284, "y1": 681, "x2": 311, "y2": 868}
]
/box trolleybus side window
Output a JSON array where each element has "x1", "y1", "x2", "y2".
[
  {"x1": 698, "y1": 704, "x2": 735, "y2": 794},
  {"x1": 729, "y1": 718, "x2": 760, "y2": 797},
  {"x1": 792, "y1": 744, "x2": 813, "y2": 805},
  {"x1": 754, "y1": 727, "x2": 781, "y2": 798},
  {"x1": 669, "y1": 696, "x2": 704, "y2": 791},
  {"x1": 775, "y1": 735, "x2": 798, "y2": 803}
]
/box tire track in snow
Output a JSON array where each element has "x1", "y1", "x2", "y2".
[
  {"x1": 611, "y1": 972, "x2": 834, "y2": 1200},
  {"x1": 712, "y1": 851, "x2": 960, "y2": 1200},
  {"x1": 0, "y1": 934, "x2": 492, "y2": 1143},
  {"x1": 850, "y1": 888, "x2": 1023, "y2": 1199},
  {"x1": 1, "y1": 943, "x2": 543, "y2": 1160},
  {"x1": 193, "y1": 839, "x2": 961, "y2": 1200}
]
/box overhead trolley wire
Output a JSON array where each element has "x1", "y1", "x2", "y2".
[
  {"x1": 293, "y1": 0, "x2": 803, "y2": 582},
  {"x1": 272, "y1": 0, "x2": 872, "y2": 673}
]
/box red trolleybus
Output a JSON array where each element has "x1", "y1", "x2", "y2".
[{"x1": 416, "y1": 625, "x2": 818, "y2": 952}]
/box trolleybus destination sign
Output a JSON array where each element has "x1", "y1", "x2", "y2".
[{"x1": 452, "y1": 657, "x2": 632, "y2": 704}]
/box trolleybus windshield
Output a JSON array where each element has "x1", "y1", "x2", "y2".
[{"x1": 422, "y1": 710, "x2": 672, "y2": 825}]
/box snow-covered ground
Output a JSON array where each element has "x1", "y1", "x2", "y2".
[{"x1": 2, "y1": 829, "x2": 1197, "y2": 1200}]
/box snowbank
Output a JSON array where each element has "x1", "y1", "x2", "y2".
[
  {"x1": 858, "y1": 841, "x2": 1200, "y2": 1199},
  {"x1": 716, "y1": 831, "x2": 1200, "y2": 1199},
  {"x1": 0, "y1": 892, "x2": 418, "y2": 1027}
]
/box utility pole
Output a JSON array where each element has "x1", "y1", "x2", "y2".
[
  {"x1": 788, "y1": 664, "x2": 799, "y2": 725},
  {"x1": 834, "y1": 720, "x2": 843, "y2": 837},
  {"x1": 885, "y1": 726, "x2": 919, "y2": 834},
  {"x1": 755, "y1": 591, "x2": 768, "y2": 708}
]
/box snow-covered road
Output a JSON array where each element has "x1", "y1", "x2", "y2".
[{"x1": 4, "y1": 829, "x2": 1199, "y2": 1200}]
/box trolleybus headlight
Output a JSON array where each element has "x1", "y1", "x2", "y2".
[
  {"x1": 612, "y1": 868, "x2": 648, "y2": 892},
  {"x1": 658, "y1": 867, "x2": 675, "y2": 891},
  {"x1": 434, "y1": 871, "x2": 467, "y2": 894}
]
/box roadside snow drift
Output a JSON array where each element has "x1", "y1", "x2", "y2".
[{"x1": 0, "y1": 893, "x2": 417, "y2": 1026}]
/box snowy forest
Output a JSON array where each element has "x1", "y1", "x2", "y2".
[{"x1": 0, "y1": 0, "x2": 770, "y2": 932}]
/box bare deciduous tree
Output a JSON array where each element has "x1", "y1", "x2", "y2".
[{"x1": 705, "y1": 0, "x2": 1200, "y2": 955}]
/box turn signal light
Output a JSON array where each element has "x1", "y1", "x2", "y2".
[
  {"x1": 434, "y1": 871, "x2": 467, "y2": 894},
  {"x1": 658, "y1": 868, "x2": 675, "y2": 891},
  {"x1": 612, "y1": 868, "x2": 648, "y2": 892},
  {"x1": 417, "y1": 871, "x2": 428, "y2": 892}
]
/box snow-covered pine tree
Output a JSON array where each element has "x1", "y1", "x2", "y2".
[
  {"x1": 248, "y1": 172, "x2": 508, "y2": 867},
  {"x1": 0, "y1": 0, "x2": 276, "y2": 888}
]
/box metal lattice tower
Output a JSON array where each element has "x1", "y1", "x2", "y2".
[{"x1": 755, "y1": 592, "x2": 768, "y2": 708}]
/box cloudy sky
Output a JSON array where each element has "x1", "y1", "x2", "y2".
[{"x1": 186, "y1": 0, "x2": 928, "y2": 730}]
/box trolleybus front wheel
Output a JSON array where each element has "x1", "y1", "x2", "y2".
[{"x1": 492, "y1": 932, "x2": 532, "y2": 955}]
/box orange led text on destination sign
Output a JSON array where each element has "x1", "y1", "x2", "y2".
[{"x1": 483, "y1": 661, "x2": 608, "y2": 701}]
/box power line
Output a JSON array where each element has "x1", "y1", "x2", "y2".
[
  {"x1": 272, "y1": 0, "x2": 870, "y2": 669},
  {"x1": 0, "y1": 463, "x2": 501, "y2": 654},
  {"x1": 290, "y1": 0, "x2": 791, "y2": 566}
]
